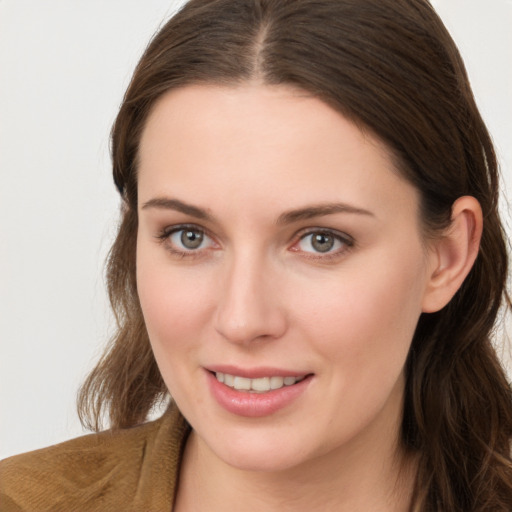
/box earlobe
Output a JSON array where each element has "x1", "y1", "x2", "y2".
[{"x1": 421, "y1": 196, "x2": 483, "y2": 313}]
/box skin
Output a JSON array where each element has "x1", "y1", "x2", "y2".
[{"x1": 135, "y1": 84, "x2": 482, "y2": 511}]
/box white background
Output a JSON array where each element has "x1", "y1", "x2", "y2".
[{"x1": 1, "y1": 0, "x2": 511, "y2": 459}]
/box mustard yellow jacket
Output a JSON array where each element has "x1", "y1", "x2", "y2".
[{"x1": 0, "y1": 404, "x2": 189, "y2": 511}]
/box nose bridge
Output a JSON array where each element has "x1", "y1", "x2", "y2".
[{"x1": 214, "y1": 246, "x2": 286, "y2": 345}]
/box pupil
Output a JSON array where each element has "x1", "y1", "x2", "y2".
[
  {"x1": 312, "y1": 233, "x2": 334, "y2": 253},
  {"x1": 181, "y1": 230, "x2": 203, "y2": 249}
]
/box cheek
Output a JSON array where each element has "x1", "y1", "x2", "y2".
[
  {"x1": 295, "y1": 248, "x2": 427, "y2": 382},
  {"x1": 136, "y1": 250, "x2": 218, "y2": 404},
  {"x1": 136, "y1": 246, "x2": 214, "y2": 354}
]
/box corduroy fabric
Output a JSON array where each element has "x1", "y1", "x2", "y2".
[{"x1": 0, "y1": 403, "x2": 190, "y2": 511}]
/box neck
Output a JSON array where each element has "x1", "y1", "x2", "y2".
[{"x1": 174, "y1": 420, "x2": 417, "y2": 512}]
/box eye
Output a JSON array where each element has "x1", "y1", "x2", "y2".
[
  {"x1": 157, "y1": 225, "x2": 216, "y2": 255},
  {"x1": 171, "y1": 228, "x2": 207, "y2": 250},
  {"x1": 295, "y1": 230, "x2": 352, "y2": 255}
]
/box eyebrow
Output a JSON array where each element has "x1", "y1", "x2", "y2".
[
  {"x1": 276, "y1": 203, "x2": 374, "y2": 225},
  {"x1": 141, "y1": 197, "x2": 213, "y2": 221},
  {"x1": 141, "y1": 197, "x2": 374, "y2": 224}
]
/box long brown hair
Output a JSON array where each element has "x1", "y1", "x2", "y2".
[{"x1": 78, "y1": 0, "x2": 512, "y2": 509}]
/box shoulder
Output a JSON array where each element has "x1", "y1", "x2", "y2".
[{"x1": 0, "y1": 405, "x2": 189, "y2": 512}]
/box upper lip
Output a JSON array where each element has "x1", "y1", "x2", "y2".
[{"x1": 206, "y1": 365, "x2": 311, "y2": 379}]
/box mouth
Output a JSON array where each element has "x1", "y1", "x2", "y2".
[
  {"x1": 214, "y1": 372, "x2": 307, "y2": 393},
  {"x1": 206, "y1": 368, "x2": 313, "y2": 417}
]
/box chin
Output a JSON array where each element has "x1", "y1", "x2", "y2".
[
  {"x1": 201, "y1": 424, "x2": 319, "y2": 473},
  {"x1": 219, "y1": 445, "x2": 307, "y2": 473}
]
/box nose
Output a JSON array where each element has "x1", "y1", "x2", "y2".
[{"x1": 214, "y1": 251, "x2": 288, "y2": 345}]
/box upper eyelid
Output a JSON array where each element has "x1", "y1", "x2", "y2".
[
  {"x1": 159, "y1": 222, "x2": 226, "y2": 245},
  {"x1": 156, "y1": 224, "x2": 215, "y2": 247},
  {"x1": 295, "y1": 227, "x2": 354, "y2": 243},
  {"x1": 291, "y1": 229, "x2": 355, "y2": 262},
  {"x1": 157, "y1": 225, "x2": 216, "y2": 258},
  {"x1": 160, "y1": 223, "x2": 208, "y2": 237},
  {"x1": 292, "y1": 228, "x2": 355, "y2": 258}
]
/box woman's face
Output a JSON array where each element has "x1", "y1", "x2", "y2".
[{"x1": 136, "y1": 84, "x2": 436, "y2": 472}]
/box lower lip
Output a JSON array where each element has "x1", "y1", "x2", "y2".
[{"x1": 206, "y1": 371, "x2": 312, "y2": 418}]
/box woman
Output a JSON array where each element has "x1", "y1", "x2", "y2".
[{"x1": 1, "y1": 0, "x2": 511, "y2": 510}]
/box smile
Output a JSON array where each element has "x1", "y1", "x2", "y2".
[{"x1": 215, "y1": 372, "x2": 306, "y2": 393}]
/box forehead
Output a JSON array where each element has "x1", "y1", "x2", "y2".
[{"x1": 137, "y1": 84, "x2": 418, "y2": 222}]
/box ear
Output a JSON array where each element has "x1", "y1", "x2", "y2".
[{"x1": 422, "y1": 196, "x2": 483, "y2": 313}]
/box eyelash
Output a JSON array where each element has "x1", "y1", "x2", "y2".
[
  {"x1": 156, "y1": 224, "x2": 215, "y2": 259},
  {"x1": 155, "y1": 224, "x2": 354, "y2": 261},
  {"x1": 292, "y1": 228, "x2": 354, "y2": 261}
]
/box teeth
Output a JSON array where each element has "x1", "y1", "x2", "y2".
[
  {"x1": 233, "y1": 376, "x2": 251, "y2": 390},
  {"x1": 215, "y1": 372, "x2": 304, "y2": 392},
  {"x1": 252, "y1": 377, "x2": 270, "y2": 392},
  {"x1": 270, "y1": 376, "x2": 284, "y2": 389}
]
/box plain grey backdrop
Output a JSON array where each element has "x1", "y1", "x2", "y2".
[{"x1": 1, "y1": 0, "x2": 511, "y2": 459}]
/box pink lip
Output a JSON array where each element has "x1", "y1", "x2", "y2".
[
  {"x1": 207, "y1": 365, "x2": 308, "y2": 379},
  {"x1": 205, "y1": 369, "x2": 313, "y2": 418}
]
